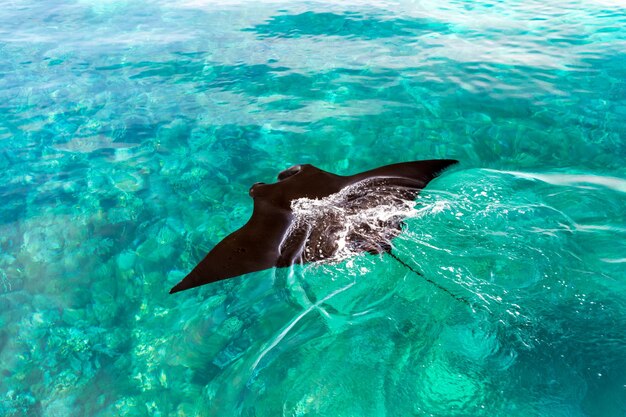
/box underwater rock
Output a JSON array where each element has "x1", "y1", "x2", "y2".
[
  {"x1": 61, "y1": 308, "x2": 87, "y2": 326},
  {"x1": 111, "y1": 170, "x2": 144, "y2": 193},
  {"x1": 155, "y1": 119, "x2": 190, "y2": 153},
  {"x1": 136, "y1": 237, "x2": 170, "y2": 263},
  {"x1": 116, "y1": 250, "x2": 137, "y2": 271}
]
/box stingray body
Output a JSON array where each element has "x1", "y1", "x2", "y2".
[{"x1": 169, "y1": 159, "x2": 457, "y2": 294}]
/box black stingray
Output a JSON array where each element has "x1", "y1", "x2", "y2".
[{"x1": 170, "y1": 159, "x2": 458, "y2": 294}]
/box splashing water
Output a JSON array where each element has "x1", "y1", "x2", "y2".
[{"x1": 285, "y1": 180, "x2": 425, "y2": 263}]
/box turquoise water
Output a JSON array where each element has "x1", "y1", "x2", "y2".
[{"x1": 1, "y1": 0, "x2": 626, "y2": 415}]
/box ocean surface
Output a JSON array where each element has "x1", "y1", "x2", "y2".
[{"x1": 1, "y1": 0, "x2": 626, "y2": 416}]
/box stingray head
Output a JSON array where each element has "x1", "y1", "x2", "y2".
[{"x1": 249, "y1": 164, "x2": 342, "y2": 203}]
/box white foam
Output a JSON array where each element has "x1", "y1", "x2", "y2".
[
  {"x1": 251, "y1": 281, "x2": 356, "y2": 371},
  {"x1": 282, "y1": 180, "x2": 430, "y2": 263},
  {"x1": 493, "y1": 170, "x2": 626, "y2": 193}
]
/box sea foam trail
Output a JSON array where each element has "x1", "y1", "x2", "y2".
[{"x1": 493, "y1": 170, "x2": 626, "y2": 193}]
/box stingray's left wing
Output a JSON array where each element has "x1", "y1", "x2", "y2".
[{"x1": 169, "y1": 203, "x2": 292, "y2": 294}]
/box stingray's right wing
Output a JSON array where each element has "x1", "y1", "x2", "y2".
[
  {"x1": 339, "y1": 159, "x2": 458, "y2": 205},
  {"x1": 348, "y1": 159, "x2": 458, "y2": 189},
  {"x1": 276, "y1": 159, "x2": 459, "y2": 263},
  {"x1": 169, "y1": 204, "x2": 292, "y2": 294}
]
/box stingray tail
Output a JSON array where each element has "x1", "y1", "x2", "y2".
[{"x1": 387, "y1": 251, "x2": 470, "y2": 307}]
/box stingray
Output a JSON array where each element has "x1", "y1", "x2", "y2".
[{"x1": 170, "y1": 159, "x2": 458, "y2": 295}]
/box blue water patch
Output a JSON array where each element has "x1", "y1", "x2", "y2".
[{"x1": 1, "y1": 0, "x2": 625, "y2": 416}]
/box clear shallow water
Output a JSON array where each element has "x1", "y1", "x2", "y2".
[{"x1": 1, "y1": 0, "x2": 626, "y2": 415}]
